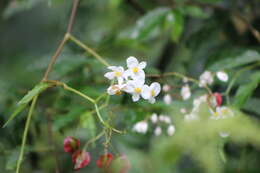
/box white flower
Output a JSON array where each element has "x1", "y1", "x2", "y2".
[
  {"x1": 141, "y1": 82, "x2": 161, "y2": 104},
  {"x1": 193, "y1": 95, "x2": 207, "y2": 109},
  {"x1": 125, "y1": 79, "x2": 146, "y2": 102},
  {"x1": 184, "y1": 113, "x2": 198, "y2": 121},
  {"x1": 219, "y1": 132, "x2": 229, "y2": 138},
  {"x1": 163, "y1": 94, "x2": 172, "y2": 105},
  {"x1": 154, "y1": 126, "x2": 162, "y2": 136},
  {"x1": 158, "y1": 115, "x2": 171, "y2": 124},
  {"x1": 107, "y1": 83, "x2": 126, "y2": 95},
  {"x1": 183, "y1": 77, "x2": 188, "y2": 83},
  {"x1": 167, "y1": 125, "x2": 175, "y2": 136},
  {"x1": 125, "y1": 56, "x2": 146, "y2": 80},
  {"x1": 216, "y1": 71, "x2": 228, "y2": 82},
  {"x1": 150, "y1": 113, "x2": 158, "y2": 123},
  {"x1": 181, "y1": 85, "x2": 191, "y2": 100},
  {"x1": 133, "y1": 121, "x2": 148, "y2": 134},
  {"x1": 104, "y1": 66, "x2": 126, "y2": 84},
  {"x1": 199, "y1": 71, "x2": 214, "y2": 87},
  {"x1": 162, "y1": 84, "x2": 171, "y2": 92},
  {"x1": 210, "y1": 106, "x2": 234, "y2": 120},
  {"x1": 180, "y1": 108, "x2": 187, "y2": 114}
]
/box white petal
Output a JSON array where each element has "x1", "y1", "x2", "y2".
[
  {"x1": 127, "y1": 56, "x2": 138, "y2": 68},
  {"x1": 138, "y1": 61, "x2": 147, "y2": 69},
  {"x1": 162, "y1": 84, "x2": 170, "y2": 92},
  {"x1": 167, "y1": 125, "x2": 175, "y2": 136},
  {"x1": 132, "y1": 70, "x2": 145, "y2": 81},
  {"x1": 151, "y1": 82, "x2": 161, "y2": 96},
  {"x1": 107, "y1": 86, "x2": 116, "y2": 95},
  {"x1": 149, "y1": 97, "x2": 156, "y2": 104},
  {"x1": 154, "y1": 126, "x2": 162, "y2": 136},
  {"x1": 117, "y1": 77, "x2": 124, "y2": 85},
  {"x1": 216, "y1": 71, "x2": 228, "y2": 82},
  {"x1": 150, "y1": 113, "x2": 158, "y2": 123},
  {"x1": 132, "y1": 94, "x2": 140, "y2": 102},
  {"x1": 163, "y1": 94, "x2": 172, "y2": 105},
  {"x1": 118, "y1": 66, "x2": 124, "y2": 72},
  {"x1": 107, "y1": 66, "x2": 119, "y2": 71},
  {"x1": 141, "y1": 85, "x2": 151, "y2": 99},
  {"x1": 104, "y1": 72, "x2": 115, "y2": 80}
]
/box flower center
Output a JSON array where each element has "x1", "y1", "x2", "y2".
[
  {"x1": 114, "y1": 71, "x2": 122, "y2": 77},
  {"x1": 132, "y1": 67, "x2": 139, "y2": 73},
  {"x1": 151, "y1": 89, "x2": 155, "y2": 97},
  {"x1": 134, "y1": 87, "x2": 142, "y2": 94}
]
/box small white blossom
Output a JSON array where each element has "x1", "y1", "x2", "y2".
[
  {"x1": 199, "y1": 71, "x2": 214, "y2": 87},
  {"x1": 104, "y1": 66, "x2": 126, "y2": 84},
  {"x1": 125, "y1": 79, "x2": 146, "y2": 102},
  {"x1": 167, "y1": 125, "x2": 175, "y2": 136},
  {"x1": 133, "y1": 121, "x2": 148, "y2": 134},
  {"x1": 150, "y1": 113, "x2": 158, "y2": 123},
  {"x1": 180, "y1": 108, "x2": 187, "y2": 114},
  {"x1": 219, "y1": 132, "x2": 229, "y2": 138},
  {"x1": 107, "y1": 83, "x2": 126, "y2": 95},
  {"x1": 216, "y1": 71, "x2": 228, "y2": 82},
  {"x1": 183, "y1": 77, "x2": 188, "y2": 83},
  {"x1": 154, "y1": 126, "x2": 162, "y2": 136},
  {"x1": 163, "y1": 94, "x2": 172, "y2": 105},
  {"x1": 141, "y1": 82, "x2": 161, "y2": 104},
  {"x1": 184, "y1": 113, "x2": 198, "y2": 121},
  {"x1": 158, "y1": 115, "x2": 171, "y2": 124},
  {"x1": 125, "y1": 56, "x2": 146, "y2": 80},
  {"x1": 181, "y1": 85, "x2": 191, "y2": 100},
  {"x1": 162, "y1": 84, "x2": 171, "y2": 92}
]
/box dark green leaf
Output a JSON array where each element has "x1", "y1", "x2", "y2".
[
  {"x1": 210, "y1": 50, "x2": 260, "y2": 71},
  {"x1": 169, "y1": 10, "x2": 184, "y2": 42},
  {"x1": 3, "y1": 104, "x2": 27, "y2": 128}
]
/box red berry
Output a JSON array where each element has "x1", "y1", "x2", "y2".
[
  {"x1": 96, "y1": 153, "x2": 113, "y2": 168},
  {"x1": 72, "y1": 150, "x2": 91, "y2": 171},
  {"x1": 63, "y1": 136, "x2": 80, "y2": 153},
  {"x1": 213, "y1": 93, "x2": 222, "y2": 107}
]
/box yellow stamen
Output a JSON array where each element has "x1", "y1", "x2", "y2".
[
  {"x1": 132, "y1": 67, "x2": 139, "y2": 73},
  {"x1": 134, "y1": 87, "x2": 141, "y2": 94},
  {"x1": 151, "y1": 90, "x2": 155, "y2": 97},
  {"x1": 213, "y1": 112, "x2": 219, "y2": 116},
  {"x1": 114, "y1": 71, "x2": 122, "y2": 77}
]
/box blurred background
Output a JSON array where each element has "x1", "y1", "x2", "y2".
[{"x1": 0, "y1": 0, "x2": 260, "y2": 172}]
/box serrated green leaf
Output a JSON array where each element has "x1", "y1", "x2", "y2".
[
  {"x1": 80, "y1": 112, "x2": 96, "y2": 138},
  {"x1": 18, "y1": 82, "x2": 50, "y2": 105},
  {"x1": 233, "y1": 72, "x2": 260, "y2": 108},
  {"x1": 210, "y1": 50, "x2": 260, "y2": 71}
]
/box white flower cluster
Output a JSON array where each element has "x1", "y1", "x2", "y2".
[
  {"x1": 199, "y1": 70, "x2": 229, "y2": 87},
  {"x1": 104, "y1": 56, "x2": 161, "y2": 103},
  {"x1": 133, "y1": 113, "x2": 175, "y2": 136}
]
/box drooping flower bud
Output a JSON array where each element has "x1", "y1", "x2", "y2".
[
  {"x1": 213, "y1": 92, "x2": 222, "y2": 107},
  {"x1": 96, "y1": 153, "x2": 113, "y2": 168},
  {"x1": 72, "y1": 150, "x2": 91, "y2": 171},
  {"x1": 63, "y1": 136, "x2": 80, "y2": 153}
]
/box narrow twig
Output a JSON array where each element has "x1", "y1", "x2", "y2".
[
  {"x1": 68, "y1": 34, "x2": 110, "y2": 67},
  {"x1": 16, "y1": 96, "x2": 38, "y2": 173},
  {"x1": 67, "y1": 0, "x2": 80, "y2": 33},
  {"x1": 42, "y1": 35, "x2": 69, "y2": 81}
]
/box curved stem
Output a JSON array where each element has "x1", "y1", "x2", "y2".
[
  {"x1": 16, "y1": 95, "x2": 38, "y2": 173},
  {"x1": 83, "y1": 130, "x2": 106, "y2": 150}
]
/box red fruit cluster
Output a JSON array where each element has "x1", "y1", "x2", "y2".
[{"x1": 63, "y1": 137, "x2": 90, "y2": 171}]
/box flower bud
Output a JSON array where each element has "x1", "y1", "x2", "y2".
[
  {"x1": 213, "y1": 93, "x2": 222, "y2": 107},
  {"x1": 72, "y1": 150, "x2": 91, "y2": 171},
  {"x1": 63, "y1": 136, "x2": 80, "y2": 153},
  {"x1": 96, "y1": 153, "x2": 113, "y2": 168}
]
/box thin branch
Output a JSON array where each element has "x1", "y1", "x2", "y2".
[
  {"x1": 67, "y1": 0, "x2": 80, "y2": 33},
  {"x1": 16, "y1": 95, "x2": 38, "y2": 173},
  {"x1": 68, "y1": 34, "x2": 110, "y2": 67},
  {"x1": 42, "y1": 34, "x2": 69, "y2": 81}
]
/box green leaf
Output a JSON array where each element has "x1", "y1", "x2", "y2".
[
  {"x1": 169, "y1": 10, "x2": 184, "y2": 42},
  {"x1": 243, "y1": 97, "x2": 260, "y2": 115},
  {"x1": 80, "y1": 112, "x2": 96, "y2": 138},
  {"x1": 124, "y1": 8, "x2": 171, "y2": 41},
  {"x1": 3, "y1": 82, "x2": 51, "y2": 127},
  {"x1": 233, "y1": 72, "x2": 260, "y2": 108},
  {"x1": 182, "y1": 6, "x2": 208, "y2": 19},
  {"x1": 18, "y1": 82, "x2": 50, "y2": 105},
  {"x1": 210, "y1": 50, "x2": 260, "y2": 71}
]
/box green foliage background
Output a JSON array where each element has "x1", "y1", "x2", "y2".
[{"x1": 0, "y1": 0, "x2": 260, "y2": 172}]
